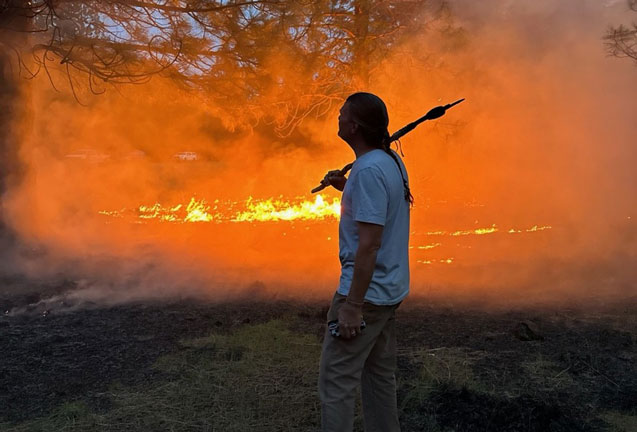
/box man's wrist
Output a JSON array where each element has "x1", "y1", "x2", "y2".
[{"x1": 346, "y1": 297, "x2": 364, "y2": 307}]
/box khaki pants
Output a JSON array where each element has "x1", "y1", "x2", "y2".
[{"x1": 318, "y1": 292, "x2": 401, "y2": 432}]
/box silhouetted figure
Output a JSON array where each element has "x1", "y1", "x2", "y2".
[{"x1": 318, "y1": 92, "x2": 410, "y2": 432}]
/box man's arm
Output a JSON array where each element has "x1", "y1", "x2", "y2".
[{"x1": 337, "y1": 221, "x2": 384, "y2": 339}]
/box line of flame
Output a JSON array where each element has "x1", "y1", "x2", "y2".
[
  {"x1": 424, "y1": 224, "x2": 551, "y2": 236},
  {"x1": 416, "y1": 258, "x2": 454, "y2": 265},
  {"x1": 100, "y1": 199, "x2": 552, "y2": 237},
  {"x1": 100, "y1": 195, "x2": 341, "y2": 224},
  {"x1": 232, "y1": 195, "x2": 340, "y2": 222}
]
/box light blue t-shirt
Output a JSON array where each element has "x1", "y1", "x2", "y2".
[{"x1": 337, "y1": 149, "x2": 410, "y2": 305}]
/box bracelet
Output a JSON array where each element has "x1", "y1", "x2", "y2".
[{"x1": 346, "y1": 297, "x2": 364, "y2": 307}]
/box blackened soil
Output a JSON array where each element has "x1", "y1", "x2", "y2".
[
  {"x1": 425, "y1": 386, "x2": 599, "y2": 432},
  {"x1": 0, "y1": 292, "x2": 303, "y2": 422},
  {"x1": 1, "y1": 285, "x2": 636, "y2": 431},
  {"x1": 395, "y1": 301, "x2": 637, "y2": 432}
]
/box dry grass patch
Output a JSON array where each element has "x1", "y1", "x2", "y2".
[
  {"x1": 601, "y1": 411, "x2": 637, "y2": 432},
  {"x1": 399, "y1": 347, "x2": 488, "y2": 409},
  {"x1": 3, "y1": 319, "x2": 322, "y2": 432}
]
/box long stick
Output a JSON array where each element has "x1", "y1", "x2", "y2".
[{"x1": 311, "y1": 98, "x2": 464, "y2": 193}]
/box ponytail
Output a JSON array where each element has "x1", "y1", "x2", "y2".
[
  {"x1": 346, "y1": 92, "x2": 414, "y2": 206},
  {"x1": 382, "y1": 129, "x2": 414, "y2": 206}
]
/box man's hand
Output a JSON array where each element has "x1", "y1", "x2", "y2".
[
  {"x1": 322, "y1": 170, "x2": 347, "y2": 192},
  {"x1": 337, "y1": 301, "x2": 363, "y2": 339}
]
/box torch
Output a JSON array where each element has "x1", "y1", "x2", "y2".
[{"x1": 311, "y1": 98, "x2": 465, "y2": 193}]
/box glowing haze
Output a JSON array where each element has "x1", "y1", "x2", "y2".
[{"x1": 4, "y1": 0, "x2": 636, "y2": 306}]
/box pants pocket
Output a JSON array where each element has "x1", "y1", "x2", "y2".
[{"x1": 326, "y1": 292, "x2": 347, "y2": 323}]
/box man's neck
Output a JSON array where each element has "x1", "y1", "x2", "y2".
[{"x1": 350, "y1": 138, "x2": 377, "y2": 159}]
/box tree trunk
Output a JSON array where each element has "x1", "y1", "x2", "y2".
[
  {"x1": 0, "y1": 0, "x2": 32, "y2": 252},
  {"x1": 353, "y1": 0, "x2": 370, "y2": 89}
]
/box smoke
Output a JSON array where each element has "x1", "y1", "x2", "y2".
[
  {"x1": 381, "y1": 0, "x2": 637, "y2": 304},
  {"x1": 2, "y1": 0, "x2": 636, "y2": 310}
]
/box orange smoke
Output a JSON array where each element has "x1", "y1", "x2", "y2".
[{"x1": 4, "y1": 0, "x2": 636, "y2": 306}]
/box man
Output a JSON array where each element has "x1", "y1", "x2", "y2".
[{"x1": 318, "y1": 92, "x2": 411, "y2": 432}]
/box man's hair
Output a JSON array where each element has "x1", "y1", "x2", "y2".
[
  {"x1": 345, "y1": 92, "x2": 390, "y2": 149},
  {"x1": 346, "y1": 92, "x2": 413, "y2": 205}
]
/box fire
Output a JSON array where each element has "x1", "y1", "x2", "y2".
[
  {"x1": 508, "y1": 225, "x2": 552, "y2": 234},
  {"x1": 410, "y1": 243, "x2": 442, "y2": 250},
  {"x1": 99, "y1": 194, "x2": 341, "y2": 224},
  {"x1": 422, "y1": 224, "x2": 552, "y2": 237},
  {"x1": 408, "y1": 223, "x2": 553, "y2": 266},
  {"x1": 138, "y1": 203, "x2": 180, "y2": 222},
  {"x1": 233, "y1": 194, "x2": 340, "y2": 222},
  {"x1": 184, "y1": 198, "x2": 215, "y2": 223},
  {"x1": 101, "y1": 198, "x2": 553, "y2": 240},
  {"x1": 416, "y1": 258, "x2": 454, "y2": 265},
  {"x1": 98, "y1": 195, "x2": 555, "y2": 270}
]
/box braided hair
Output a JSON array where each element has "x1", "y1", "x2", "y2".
[{"x1": 345, "y1": 92, "x2": 414, "y2": 205}]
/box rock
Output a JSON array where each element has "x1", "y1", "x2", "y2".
[{"x1": 513, "y1": 320, "x2": 544, "y2": 341}]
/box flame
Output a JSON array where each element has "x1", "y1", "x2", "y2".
[
  {"x1": 184, "y1": 198, "x2": 215, "y2": 223},
  {"x1": 508, "y1": 225, "x2": 552, "y2": 234},
  {"x1": 410, "y1": 243, "x2": 442, "y2": 250},
  {"x1": 138, "y1": 203, "x2": 179, "y2": 222},
  {"x1": 232, "y1": 194, "x2": 340, "y2": 222},
  {"x1": 410, "y1": 224, "x2": 552, "y2": 266},
  {"x1": 98, "y1": 196, "x2": 554, "y2": 269},
  {"x1": 101, "y1": 198, "x2": 553, "y2": 240},
  {"x1": 416, "y1": 258, "x2": 454, "y2": 265},
  {"x1": 423, "y1": 224, "x2": 552, "y2": 237},
  {"x1": 100, "y1": 194, "x2": 341, "y2": 224},
  {"x1": 451, "y1": 224, "x2": 498, "y2": 236}
]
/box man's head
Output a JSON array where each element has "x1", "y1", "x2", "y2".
[{"x1": 338, "y1": 92, "x2": 390, "y2": 149}]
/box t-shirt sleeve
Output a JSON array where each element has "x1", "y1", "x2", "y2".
[{"x1": 351, "y1": 167, "x2": 388, "y2": 226}]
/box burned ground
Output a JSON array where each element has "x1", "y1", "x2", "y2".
[
  {"x1": 395, "y1": 302, "x2": 637, "y2": 432},
  {"x1": 1, "y1": 283, "x2": 636, "y2": 431}
]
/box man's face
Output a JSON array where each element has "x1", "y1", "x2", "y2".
[{"x1": 337, "y1": 102, "x2": 356, "y2": 143}]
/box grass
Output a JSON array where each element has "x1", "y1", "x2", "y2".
[
  {"x1": 3, "y1": 319, "x2": 322, "y2": 432},
  {"x1": 602, "y1": 412, "x2": 637, "y2": 432},
  {"x1": 520, "y1": 354, "x2": 577, "y2": 393},
  {"x1": 399, "y1": 347, "x2": 487, "y2": 408},
  {"x1": 2, "y1": 302, "x2": 635, "y2": 432}
]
